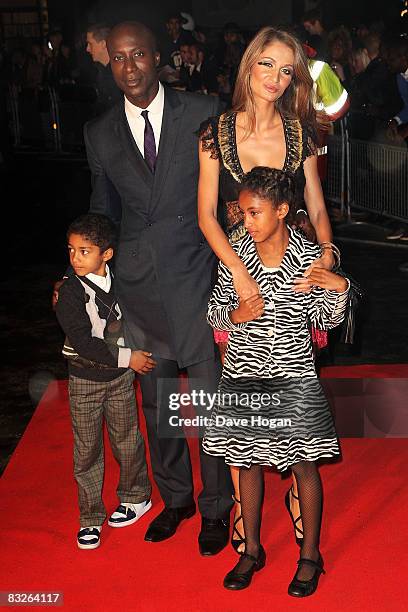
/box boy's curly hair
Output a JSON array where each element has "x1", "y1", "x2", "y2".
[
  {"x1": 67, "y1": 213, "x2": 117, "y2": 252},
  {"x1": 240, "y1": 167, "x2": 297, "y2": 220}
]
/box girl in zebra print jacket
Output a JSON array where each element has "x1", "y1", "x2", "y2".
[{"x1": 203, "y1": 167, "x2": 349, "y2": 596}]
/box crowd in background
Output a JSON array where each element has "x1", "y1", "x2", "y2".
[
  {"x1": 1, "y1": 8, "x2": 407, "y2": 143},
  {"x1": 0, "y1": 1, "x2": 407, "y2": 229}
]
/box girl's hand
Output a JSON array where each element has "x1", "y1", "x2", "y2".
[
  {"x1": 303, "y1": 268, "x2": 348, "y2": 293},
  {"x1": 293, "y1": 276, "x2": 313, "y2": 293},
  {"x1": 232, "y1": 267, "x2": 260, "y2": 300},
  {"x1": 231, "y1": 294, "x2": 265, "y2": 324},
  {"x1": 294, "y1": 251, "x2": 336, "y2": 293}
]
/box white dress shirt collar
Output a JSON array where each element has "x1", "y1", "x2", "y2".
[
  {"x1": 86, "y1": 264, "x2": 112, "y2": 293},
  {"x1": 124, "y1": 82, "x2": 165, "y2": 156},
  {"x1": 124, "y1": 81, "x2": 164, "y2": 121}
]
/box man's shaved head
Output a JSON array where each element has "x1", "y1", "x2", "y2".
[
  {"x1": 107, "y1": 21, "x2": 157, "y2": 54},
  {"x1": 107, "y1": 20, "x2": 160, "y2": 108}
]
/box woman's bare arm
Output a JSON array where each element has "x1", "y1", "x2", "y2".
[
  {"x1": 303, "y1": 154, "x2": 335, "y2": 270},
  {"x1": 293, "y1": 154, "x2": 335, "y2": 293},
  {"x1": 198, "y1": 143, "x2": 260, "y2": 299}
]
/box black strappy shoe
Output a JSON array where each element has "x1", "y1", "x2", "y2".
[
  {"x1": 284, "y1": 485, "x2": 303, "y2": 547},
  {"x1": 288, "y1": 555, "x2": 325, "y2": 598},
  {"x1": 223, "y1": 545, "x2": 266, "y2": 590},
  {"x1": 231, "y1": 494, "x2": 245, "y2": 554}
]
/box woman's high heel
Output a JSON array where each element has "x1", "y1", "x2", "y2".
[
  {"x1": 231, "y1": 494, "x2": 246, "y2": 554},
  {"x1": 223, "y1": 545, "x2": 266, "y2": 590},
  {"x1": 284, "y1": 485, "x2": 303, "y2": 547},
  {"x1": 287, "y1": 555, "x2": 325, "y2": 598}
]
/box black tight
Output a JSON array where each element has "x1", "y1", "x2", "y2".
[
  {"x1": 291, "y1": 460, "x2": 322, "y2": 580},
  {"x1": 230, "y1": 464, "x2": 264, "y2": 574},
  {"x1": 232, "y1": 460, "x2": 322, "y2": 579}
]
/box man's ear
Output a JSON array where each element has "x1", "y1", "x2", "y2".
[
  {"x1": 101, "y1": 39, "x2": 107, "y2": 50},
  {"x1": 155, "y1": 52, "x2": 160, "y2": 67},
  {"x1": 103, "y1": 247, "x2": 114, "y2": 262}
]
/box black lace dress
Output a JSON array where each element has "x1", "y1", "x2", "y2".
[
  {"x1": 199, "y1": 111, "x2": 330, "y2": 348},
  {"x1": 199, "y1": 111, "x2": 317, "y2": 243}
]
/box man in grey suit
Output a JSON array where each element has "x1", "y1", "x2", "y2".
[{"x1": 83, "y1": 21, "x2": 232, "y2": 554}]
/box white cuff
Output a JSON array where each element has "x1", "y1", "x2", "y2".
[{"x1": 118, "y1": 347, "x2": 131, "y2": 368}]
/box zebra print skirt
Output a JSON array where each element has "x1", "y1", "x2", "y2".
[{"x1": 202, "y1": 376, "x2": 340, "y2": 471}]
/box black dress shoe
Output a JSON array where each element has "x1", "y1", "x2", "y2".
[
  {"x1": 288, "y1": 555, "x2": 325, "y2": 598},
  {"x1": 144, "y1": 504, "x2": 196, "y2": 542},
  {"x1": 198, "y1": 517, "x2": 229, "y2": 556},
  {"x1": 223, "y1": 546, "x2": 266, "y2": 590}
]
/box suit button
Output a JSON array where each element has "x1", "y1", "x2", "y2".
[
  {"x1": 267, "y1": 329, "x2": 274, "y2": 337},
  {"x1": 177, "y1": 215, "x2": 184, "y2": 222}
]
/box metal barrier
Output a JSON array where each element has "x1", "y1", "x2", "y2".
[
  {"x1": 6, "y1": 84, "x2": 98, "y2": 153},
  {"x1": 325, "y1": 134, "x2": 344, "y2": 208},
  {"x1": 349, "y1": 139, "x2": 408, "y2": 222},
  {"x1": 326, "y1": 122, "x2": 408, "y2": 223},
  {"x1": 7, "y1": 85, "x2": 21, "y2": 146}
]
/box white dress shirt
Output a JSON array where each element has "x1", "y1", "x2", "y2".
[
  {"x1": 124, "y1": 82, "x2": 165, "y2": 157},
  {"x1": 86, "y1": 264, "x2": 112, "y2": 293},
  {"x1": 85, "y1": 264, "x2": 129, "y2": 362}
]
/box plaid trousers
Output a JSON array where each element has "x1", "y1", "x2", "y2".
[{"x1": 68, "y1": 369, "x2": 151, "y2": 527}]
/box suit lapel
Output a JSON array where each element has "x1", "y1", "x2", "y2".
[
  {"x1": 150, "y1": 87, "x2": 185, "y2": 210},
  {"x1": 114, "y1": 104, "x2": 154, "y2": 189}
]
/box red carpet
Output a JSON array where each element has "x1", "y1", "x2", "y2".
[
  {"x1": 320, "y1": 363, "x2": 408, "y2": 378},
  {"x1": 1, "y1": 368, "x2": 407, "y2": 611}
]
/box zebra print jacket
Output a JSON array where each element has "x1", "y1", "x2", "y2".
[{"x1": 207, "y1": 227, "x2": 349, "y2": 379}]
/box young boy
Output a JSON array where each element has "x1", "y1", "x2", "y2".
[
  {"x1": 56, "y1": 213, "x2": 156, "y2": 550},
  {"x1": 203, "y1": 167, "x2": 350, "y2": 595}
]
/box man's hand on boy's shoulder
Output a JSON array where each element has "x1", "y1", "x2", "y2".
[
  {"x1": 129, "y1": 350, "x2": 157, "y2": 375},
  {"x1": 230, "y1": 293, "x2": 265, "y2": 324},
  {"x1": 52, "y1": 278, "x2": 67, "y2": 310},
  {"x1": 305, "y1": 268, "x2": 349, "y2": 293}
]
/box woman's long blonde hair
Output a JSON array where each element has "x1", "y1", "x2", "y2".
[{"x1": 232, "y1": 27, "x2": 322, "y2": 136}]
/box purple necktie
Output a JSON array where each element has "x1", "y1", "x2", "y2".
[{"x1": 141, "y1": 110, "x2": 156, "y2": 173}]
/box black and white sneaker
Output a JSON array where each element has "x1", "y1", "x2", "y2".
[
  {"x1": 77, "y1": 526, "x2": 102, "y2": 550},
  {"x1": 108, "y1": 500, "x2": 152, "y2": 528},
  {"x1": 386, "y1": 228, "x2": 405, "y2": 240}
]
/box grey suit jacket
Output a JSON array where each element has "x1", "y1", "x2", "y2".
[{"x1": 84, "y1": 86, "x2": 222, "y2": 367}]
